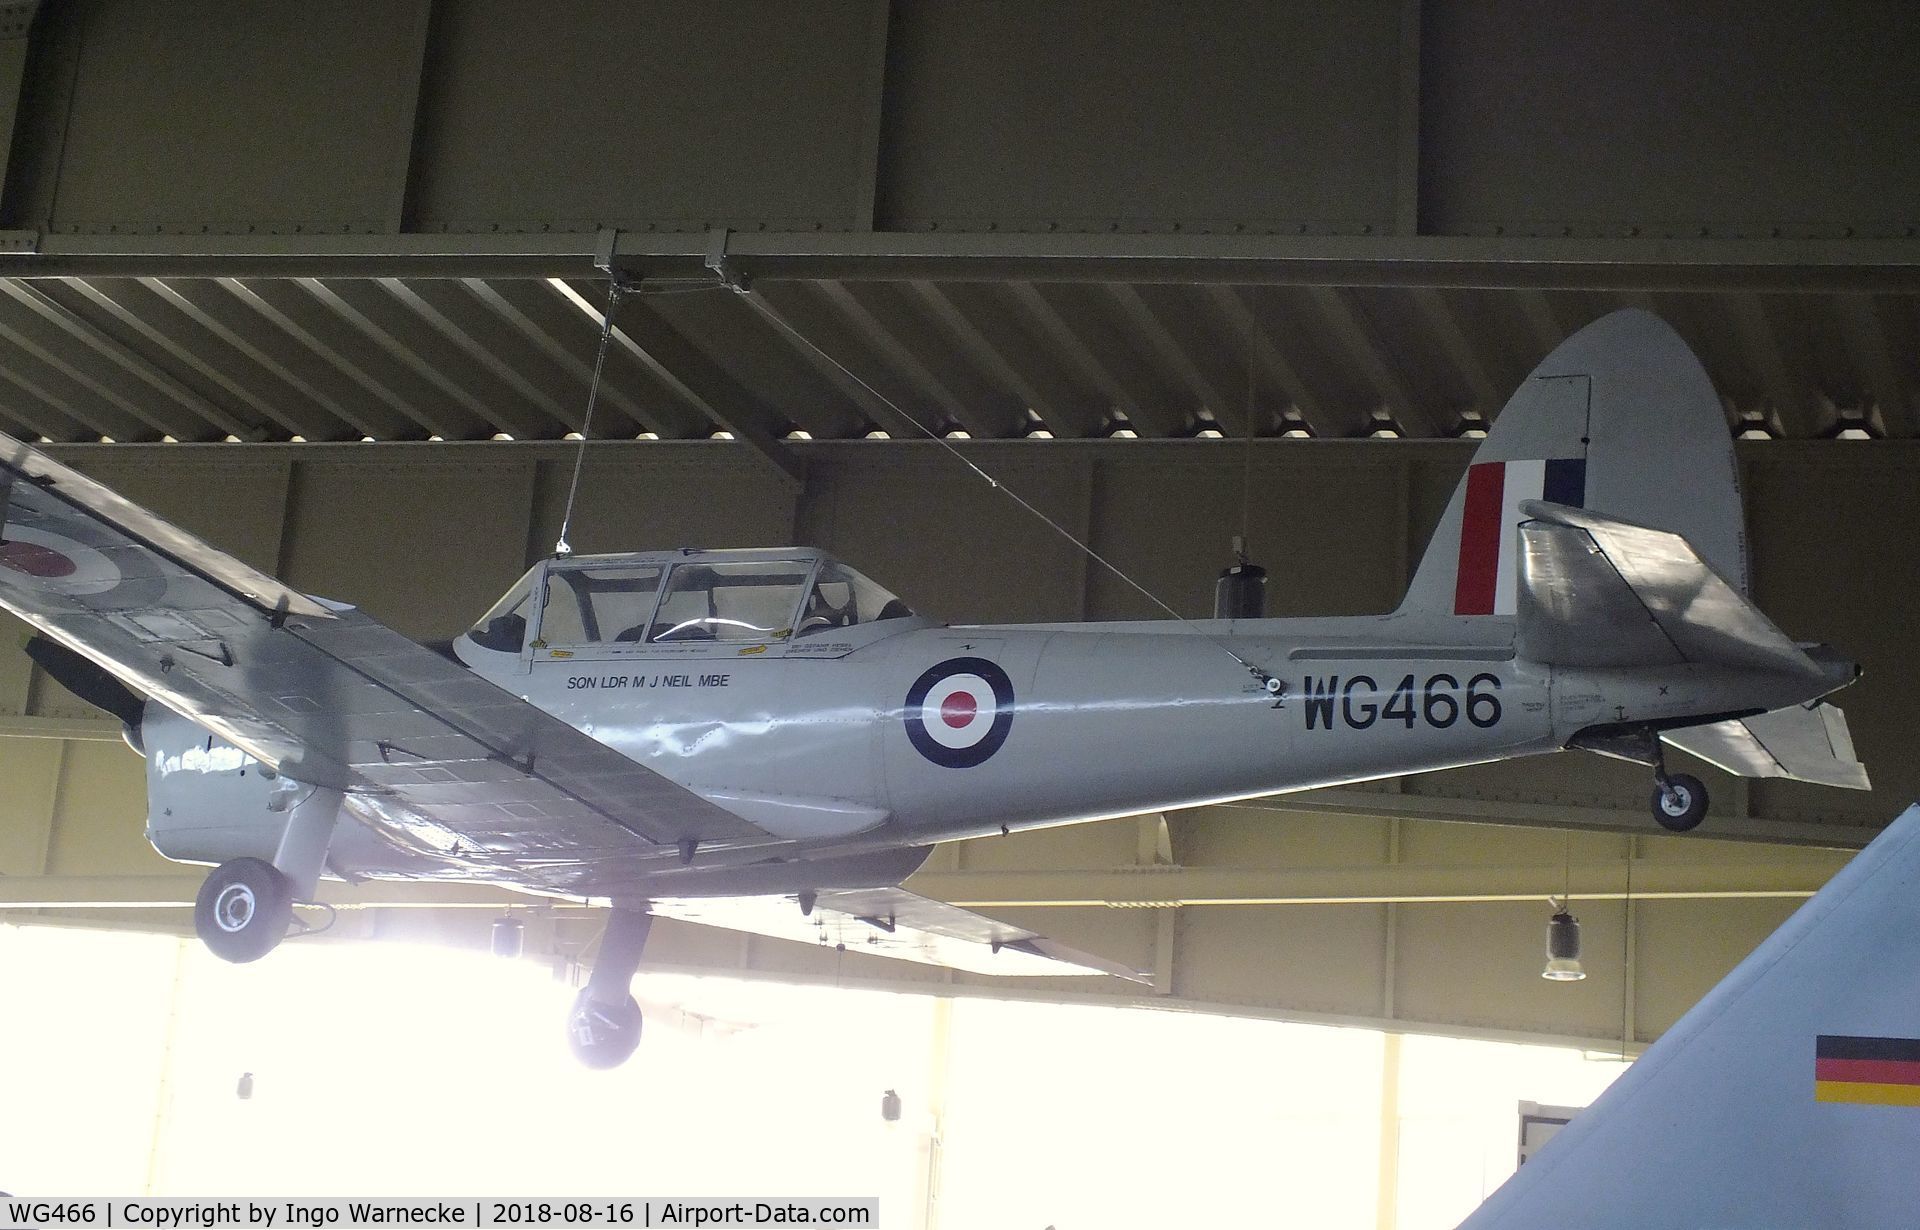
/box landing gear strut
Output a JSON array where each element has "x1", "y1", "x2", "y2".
[
  {"x1": 567, "y1": 908, "x2": 652, "y2": 1069},
  {"x1": 192, "y1": 783, "x2": 343, "y2": 964},
  {"x1": 1570, "y1": 725, "x2": 1711, "y2": 834}
]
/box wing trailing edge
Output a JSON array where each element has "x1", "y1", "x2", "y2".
[{"x1": 650, "y1": 887, "x2": 1151, "y2": 982}]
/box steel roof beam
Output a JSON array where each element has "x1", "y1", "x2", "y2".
[
  {"x1": 1832, "y1": 293, "x2": 1915, "y2": 438},
  {"x1": 810, "y1": 279, "x2": 1004, "y2": 438},
  {"x1": 377, "y1": 278, "x2": 590, "y2": 440},
  {"x1": 11, "y1": 232, "x2": 1920, "y2": 293},
  {"x1": 139, "y1": 277, "x2": 367, "y2": 440},
  {"x1": 1104, "y1": 284, "x2": 1247, "y2": 436},
  {"x1": 1003, "y1": 281, "x2": 1160, "y2": 436},
  {"x1": 1306, "y1": 285, "x2": 1439, "y2": 437},
  {"x1": 0, "y1": 305, "x2": 173, "y2": 441},
  {"x1": 1201, "y1": 285, "x2": 1344, "y2": 436},
  {"x1": 0, "y1": 280, "x2": 255, "y2": 441},
  {"x1": 1408, "y1": 286, "x2": 1500, "y2": 417},
  {"x1": 734, "y1": 282, "x2": 930, "y2": 438},
  {"x1": 907, "y1": 280, "x2": 1099, "y2": 438},
  {"x1": 1729, "y1": 294, "x2": 1820, "y2": 437},
  {"x1": 453, "y1": 279, "x2": 655, "y2": 438},
  {"x1": 292, "y1": 278, "x2": 490, "y2": 440},
  {"x1": 62, "y1": 279, "x2": 292, "y2": 440},
  {"x1": 556, "y1": 282, "x2": 804, "y2": 489}
]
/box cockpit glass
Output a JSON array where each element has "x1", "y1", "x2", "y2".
[
  {"x1": 467, "y1": 567, "x2": 537, "y2": 652},
  {"x1": 650, "y1": 560, "x2": 815, "y2": 643},
  {"x1": 540, "y1": 565, "x2": 665, "y2": 644},
  {"x1": 796, "y1": 563, "x2": 913, "y2": 637}
]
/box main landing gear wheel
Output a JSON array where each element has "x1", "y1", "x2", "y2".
[
  {"x1": 567, "y1": 991, "x2": 643, "y2": 1070},
  {"x1": 193, "y1": 857, "x2": 294, "y2": 963},
  {"x1": 1651, "y1": 773, "x2": 1709, "y2": 833}
]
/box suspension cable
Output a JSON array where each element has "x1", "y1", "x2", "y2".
[{"x1": 553, "y1": 278, "x2": 628, "y2": 557}]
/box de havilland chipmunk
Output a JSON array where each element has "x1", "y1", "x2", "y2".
[{"x1": 0, "y1": 309, "x2": 1869, "y2": 1067}]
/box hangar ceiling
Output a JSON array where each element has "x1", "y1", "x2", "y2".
[
  {"x1": 0, "y1": 1, "x2": 1914, "y2": 1051},
  {"x1": 0, "y1": 275, "x2": 1912, "y2": 457}
]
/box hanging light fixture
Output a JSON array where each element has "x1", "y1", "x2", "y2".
[
  {"x1": 1542, "y1": 833, "x2": 1586, "y2": 981},
  {"x1": 1543, "y1": 899, "x2": 1586, "y2": 981}
]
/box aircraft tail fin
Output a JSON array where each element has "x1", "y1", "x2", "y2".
[
  {"x1": 1456, "y1": 803, "x2": 1920, "y2": 1229},
  {"x1": 1399, "y1": 309, "x2": 1747, "y2": 621},
  {"x1": 1662, "y1": 701, "x2": 1871, "y2": 790}
]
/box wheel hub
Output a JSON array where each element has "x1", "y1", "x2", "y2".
[{"x1": 213, "y1": 882, "x2": 257, "y2": 932}]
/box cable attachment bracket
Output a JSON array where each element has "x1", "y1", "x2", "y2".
[{"x1": 704, "y1": 226, "x2": 752, "y2": 294}]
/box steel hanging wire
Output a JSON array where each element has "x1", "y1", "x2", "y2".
[{"x1": 553, "y1": 278, "x2": 628, "y2": 557}]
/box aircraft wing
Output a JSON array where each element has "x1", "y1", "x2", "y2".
[
  {"x1": 0, "y1": 433, "x2": 775, "y2": 895},
  {"x1": 1515, "y1": 500, "x2": 1823, "y2": 679},
  {"x1": 1662, "y1": 701, "x2": 1871, "y2": 790},
  {"x1": 650, "y1": 888, "x2": 1152, "y2": 982}
]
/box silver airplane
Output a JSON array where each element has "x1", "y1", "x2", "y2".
[{"x1": 0, "y1": 309, "x2": 1868, "y2": 1068}]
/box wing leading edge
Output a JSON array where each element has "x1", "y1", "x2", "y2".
[{"x1": 0, "y1": 432, "x2": 777, "y2": 896}]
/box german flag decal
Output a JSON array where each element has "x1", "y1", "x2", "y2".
[{"x1": 1815, "y1": 1035, "x2": 1920, "y2": 1105}]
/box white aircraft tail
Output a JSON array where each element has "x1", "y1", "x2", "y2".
[
  {"x1": 1400, "y1": 309, "x2": 1747, "y2": 619},
  {"x1": 1457, "y1": 802, "x2": 1920, "y2": 1229}
]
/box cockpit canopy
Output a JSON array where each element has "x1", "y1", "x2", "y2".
[{"x1": 465, "y1": 549, "x2": 914, "y2": 653}]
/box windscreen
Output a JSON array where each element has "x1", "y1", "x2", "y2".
[
  {"x1": 650, "y1": 560, "x2": 815, "y2": 642},
  {"x1": 466, "y1": 566, "x2": 538, "y2": 652}
]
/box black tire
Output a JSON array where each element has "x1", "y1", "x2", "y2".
[
  {"x1": 1651, "y1": 773, "x2": 1709, "y2": 833},
  {"x1": 193, "y1": 857, "x2": 294, "y2": 963},
  {"x1": 567, "y1": 990, "x2": 643, "y2": 1070}
]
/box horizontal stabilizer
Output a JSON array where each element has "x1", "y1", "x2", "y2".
[
  {"x1": 1663, "y1": 702, "x2": 1871, "y2": 790},
  {"x1": 1516, "y1": 501, "x2": 1819, "y2": 678},
  {"x1": 650, "y1": 888, "x2": 1151, "y2": 982}
]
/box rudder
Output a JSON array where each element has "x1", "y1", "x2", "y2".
[{"x1": 1400, "y1": 309, "x2": 1747, "y2": 619}]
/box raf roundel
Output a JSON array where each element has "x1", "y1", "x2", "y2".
[
  {"x1": 904, "y1": 656, "x2": 1015, "y2": 768},
  {"x1": 0, "y1": 526, "x2": 123, "y2": 596}
]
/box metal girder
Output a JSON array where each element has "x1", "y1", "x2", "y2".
[
  {"x1": 1832, "y1": 293, "x2": 1915, "y2": 437},
  {"x1": 1104, "y1": 283, "x2": 1247, "y2": 436},
  {"x1": 809, "y1": 279, "x2": 1007, "y2": 438},
  {"x1": 904, "y1": 856, "x2": 1845, "y2": 909},
  {"x1": 1002, "y1": 281, "x2": 1159, "y2": 435},
  {"x1": 292, "y1": 278, "x2": 488, "y2": 440},
  {"x1": 1200, "y1": 284, "x2": 1342, "y2": 436},
  {"x1": 1306, "y1": 285, "x2": 1439, "y2": 437},
  {"x1": 6, "y1": 232, "x2": 1917, "y2": 293},
  {"x1": 737, "y1": 281, "x2": 930, "y2": 438},
  {"x1": 554, "y1": 281, "x2": 805, "y2": 487},
  {"x1": 137, "y1": 277, "x2": 362, "y2": 440},
  {"x1": 0, "y1": 300, "x2": 177, "y2": 441},
  {"x1": 1729, "y1": 293, "x2": 1820, "y2": 437},
  {"x1": 456, "y1": 278, "x2": 660, "y2": 438},
  {"x1": 61, "y1": 279, "x2": 287, "y2": 440},
  {"x1": 0, "y1": 280, "x2": 252, "y2": 441},
  {"x1": 906, "y1": 280, "x2": 1099, "y2": 438},
  {"x1": 377, "y1": 278, "x2": 574, "y2": 439},
  {"x1": 1233, "y1": 788, "x2": 1875, "y2": 850},
  {"x1": 1408, "y1": 286, "x2": 1499, "y2": 415}
]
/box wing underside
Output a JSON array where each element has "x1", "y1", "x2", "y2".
[
  {"x1": 0, "y1": 433, "x2": 778, "y2": 897},
  {"x1": 651, "y1": 887, "x2": 1152, "y2": 981}
]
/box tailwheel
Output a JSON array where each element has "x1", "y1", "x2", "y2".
[
  {"x1": 193, "y1": 857, "x2": 294, "y2": 963},
  {"x1": 1651, "y1": 772, "x2": 1709, "y2": 833},
  {"x1": 567, "y1": 990, "x2": 643, "y2": 1070}
]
